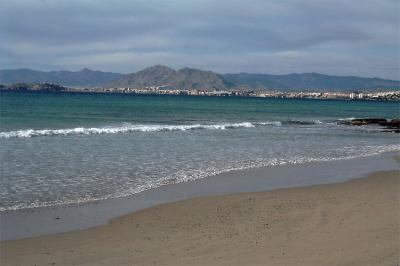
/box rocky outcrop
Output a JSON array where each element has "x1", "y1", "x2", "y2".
[
  {"x1": 383, "y1": 119, "x2": 400, "y2": 133},
  {"x1": 340, "y1": 118, "x2": 400, "y2": 133}
]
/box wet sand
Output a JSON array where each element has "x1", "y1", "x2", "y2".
[{"x1": 1, "y1": 170, "x2": 399, "y2": 266}]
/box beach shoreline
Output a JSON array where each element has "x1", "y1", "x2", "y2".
[
  {"x1": 1, "y1": 151, "x2": 399, "y2": 241},
  {"x1": 2, "y1": 168, "x2": 399, "y2": 266}
]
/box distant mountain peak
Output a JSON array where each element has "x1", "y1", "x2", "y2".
[
  {"x1": 142, "y1": 65, "x2": 175, "y2": 71},
  {"x1": 179, "y1": 67, "x2": 200, "y2": 71},
  {"x1": 108, "y1": 65, "x2": 231, "y2": 90}
]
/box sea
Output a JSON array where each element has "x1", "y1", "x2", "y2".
[{"x1": 1, "y1": 92, "x2": 399, "y2": 211}]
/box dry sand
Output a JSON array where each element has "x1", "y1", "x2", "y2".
[{"x1": 1, "y1": 170, "x2": 399, "y2": 266}]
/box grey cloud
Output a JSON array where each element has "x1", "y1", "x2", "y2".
[{"x1": 0, "y1": 0, "x2": 398, "y2": 79}]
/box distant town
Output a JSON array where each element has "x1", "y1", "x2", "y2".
[
  {"x1": 66, "y1": 85, "x2": 400, "y2": 101},
  {"x1": 1, "y1": 83, "x2": 399, "y2": 101}
]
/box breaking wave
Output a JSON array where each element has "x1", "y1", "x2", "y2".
[{"x1": 0, "y1": 120, "x2": 329, "y2": 138}]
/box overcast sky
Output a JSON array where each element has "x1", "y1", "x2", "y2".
[{"x1": 1, "y1": 0, "x2": 399, "y2": 79}]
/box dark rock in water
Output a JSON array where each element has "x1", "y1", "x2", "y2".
[
  {"x1": 348, "y1": 118, "x2": 387, "y2": 126},
  {"x1": 342, "y1": 118, "x2": 399, "y2": 133},
  {"x1": 385, "y1": 119, "x2": 400, "y2": 128}
]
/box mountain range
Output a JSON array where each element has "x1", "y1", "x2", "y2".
[
  {"x1": 0, "y1": 65, "x2": 399, "y2": 91},
  {"x1": 0, "y1": 68, "x2": 123, "y2": 87}
]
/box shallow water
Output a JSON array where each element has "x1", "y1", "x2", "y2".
[{"x1": 1, "y1": 92, "x2": 399, "y2": 211}]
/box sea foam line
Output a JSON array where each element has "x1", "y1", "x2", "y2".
[
  {"x1": 0, "y1": 119, "x2": 373, "y2": 139},
  {"x1": 1, "y1": 143, "x2": 399, "y2": 212},
  {"x1": 0, "y1": 122, "x2": 256, "y2": 138}
]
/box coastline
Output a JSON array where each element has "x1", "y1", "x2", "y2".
[
  {"x1": 2, "y1": 169, "x2": 399, "y2": 265},
  {"x1": 1, "y1": 151, "x2": 399, "y2": 241},
  {"x1": 2, "y1": 87, "x2": 399, "y2": 102}
]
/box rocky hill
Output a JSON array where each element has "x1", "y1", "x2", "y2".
[{"x1": 108, "y1": 65, "x2": 233, "y2": 90}]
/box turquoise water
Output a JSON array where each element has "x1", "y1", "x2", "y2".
[
  {"x1": 1, "y1": 92, "x2": 399, "y2": 210},
  {"x1": 1, "y1": 92, "x2": 398, "y2": 131}
]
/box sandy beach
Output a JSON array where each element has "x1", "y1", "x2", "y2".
[{"x1": 1, "y1": 170, "x2": 399, "y2": 266}]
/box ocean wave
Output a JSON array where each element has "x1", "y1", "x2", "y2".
[
  {"x1": 1, "y1": 118, "x2": 385, "y2": 139},
  {"x1": 281, "y1": 119, "x2": 323, "y2": 125},
  {"x1": 0, "y1": 120, "x2": 332, "y2": 139},
  {"x1": 338, "y1": 117, "x2": 356, "y2": 121},
  {"x1": 0, "y1": 122, "x2": 257, "y2": 138}
]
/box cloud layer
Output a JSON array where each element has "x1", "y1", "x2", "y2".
[{"x1": 1, "y1": 0, "x2": 399, "y2": 79}]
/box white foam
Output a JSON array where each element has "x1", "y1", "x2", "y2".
[
  {"x1": 338, "y1": 117, "x2": 356, "y2": 121},
  {"x1": 1, "y1": 119, "x2": 345, "y2": 139},
  {"x1": 0, "y1": 122, "x2": 265, "y2": 139},
  {"x1": 258, "y1": 121, "x2": 282, "y2": 126}
]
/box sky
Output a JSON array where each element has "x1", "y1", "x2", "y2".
[{"x1": 0, "y1": 0, "x2": 399, "y2": 79}]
